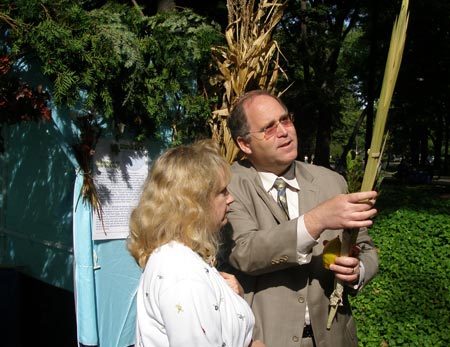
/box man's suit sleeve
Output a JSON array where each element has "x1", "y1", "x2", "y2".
[{"x1": 353, "y1": 226, "x2": 379, "y2": 291}]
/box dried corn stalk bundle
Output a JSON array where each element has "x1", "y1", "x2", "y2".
[{"x1": 210, "y1": 0, "x2": 288, "y2": 163}]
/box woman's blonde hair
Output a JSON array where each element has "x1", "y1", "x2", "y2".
[{"x1": 127, "y1": 139, "x2": 230, "y2": 268}]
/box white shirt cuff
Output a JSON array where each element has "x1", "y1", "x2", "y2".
[
  {"x1": 296, "y1": 215, "x2": 318, "y2": 264},
  {"x1": 349, "y1": 261, "x2": 366, "y2": 290}
]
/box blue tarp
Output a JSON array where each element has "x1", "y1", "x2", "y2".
[{"x1": 0, "y1": 59, "x2": 166, "y2": 347}]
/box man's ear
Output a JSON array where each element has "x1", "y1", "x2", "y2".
[{"x1": 236, "y1": 136, "x2": 252, "y2": 155}]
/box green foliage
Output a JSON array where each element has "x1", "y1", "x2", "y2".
[
  {"x1": 275, "y1": 0, "x2": 367, "y2": 166},
  {"x1": 345, "y1": 150, "x2": 365, "y2": 193},
  {"x1": 1, "y1": 1, "x2": 223, "y2": 144},
  {"x1": 331, "y1": 94, "x2": 365, "y2": 159},
  {"x1": 4, "y1": 1, "x2": 145, "y2": 114},
  {"x1": 351, "y1": 182, "x2": 450, "y2": 346},
  {"x1": 137, "y1": 9, "x2": 222, "y2": 144}
]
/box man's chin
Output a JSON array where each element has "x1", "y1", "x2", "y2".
[
  {"x1": 278, "y1": 141, "x2": 297, "y2": 154},
  {"x1": 278, "y1": 149, "x2": 297, "y2": 163}
]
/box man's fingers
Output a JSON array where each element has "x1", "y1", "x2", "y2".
[{"x1": 348, "y1": 190, "x2": 378, "y2": 203}]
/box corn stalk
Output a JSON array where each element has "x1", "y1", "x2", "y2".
[
  {"x1": 210, "y1": 0, "x2": 289, "y2": 163},
  {"x1": 327, "y1": 0, "x2": 410, "y2": 329}
]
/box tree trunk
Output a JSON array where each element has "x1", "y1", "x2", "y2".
[
  {"x1": 444, "y1": 115, "x2": 449, "y2": 175},
  {"x1": 157, "y1": 0, "x2": 175, "y2": 12},
  {"x1": 314, "y1": 106, "x2": 332, "y2": 167},
  {"x1": 364, "y1": 0, "x2": 379, "y2": 165},
  {"x1": 410, "y1": 124, "x2": 420, "y2": 168},
  {"x1": 419, "y1": 126, "x2": 429, "y2": 166},
  {"x1": 432, "y1": 113, "x2": 443, "y2": 175}
]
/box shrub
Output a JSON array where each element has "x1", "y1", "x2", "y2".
[{"x1": 352, "y1": 181, "x2": 450, "y2": 346}]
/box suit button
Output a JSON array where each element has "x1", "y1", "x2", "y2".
[
  {"x1": 292, "y1": 336, "x2": 299, "y2": 342},
  {"x1": 298, "y1": 296, "x2": 305, "y2": 303}
]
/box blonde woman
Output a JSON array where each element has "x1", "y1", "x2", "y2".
[{"x1": 128, "y1": 140, "x2": 265, "y2": 347}]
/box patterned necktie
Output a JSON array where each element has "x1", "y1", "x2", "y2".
[{"x1": 273, "y1": 177, "x2": 290, "y2": 219}]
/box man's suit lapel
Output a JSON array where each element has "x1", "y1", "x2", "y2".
[
  {"x1": 239, "y1": 160, "x2": 320, "y2": 222},
  {"x1": 295, "y1": 162, "x2": 320, "y2": 215},
  {"x1": 247, "y1": 164, "x2": 289, "y2": 223}
]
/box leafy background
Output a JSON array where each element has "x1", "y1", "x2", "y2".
[{"x1": 351, "y1": 181, "x2": 450, "y2": 346}]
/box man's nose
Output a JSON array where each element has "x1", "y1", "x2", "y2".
[{"x1": 276, "y1": 122, "x2": 289, "y2": 136}]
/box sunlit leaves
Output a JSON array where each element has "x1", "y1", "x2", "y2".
[{"x1": 352, "y1": 183, "x2": 450, "y2": 346}]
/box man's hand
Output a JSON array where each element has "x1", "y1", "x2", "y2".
[
  {"x1": 329, "y1": 256, "x2": 360, "y2": 284},
  {"x1": 220, "y1": 272, "x2": 244, "y2": 297},
  {"x1": 304, "y1": 190, "x2": 378, "y2": 239}
]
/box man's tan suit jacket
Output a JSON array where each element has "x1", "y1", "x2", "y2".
[{"x1": 219, "y1": 160, "x2": 379, "y2": 347}]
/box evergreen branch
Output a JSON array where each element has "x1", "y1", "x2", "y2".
[{"x1": 130, "y1": 0, "x2": 144, "y2": 17}]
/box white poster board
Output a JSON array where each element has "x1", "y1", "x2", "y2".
[{"x1": 92, "y1": 138, "x2": 149, "y2": 240}]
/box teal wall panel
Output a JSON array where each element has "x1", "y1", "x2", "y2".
[{"x1": 1, "y1": 121, "x2": 75, "y2": 291}]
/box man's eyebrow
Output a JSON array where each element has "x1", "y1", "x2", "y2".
[
  {"x1": 263, "y1": 120, "x2": 277, "y2": 128},
  {"x1": 262, "y1": 113, "x2": 289, "y2": 127}
]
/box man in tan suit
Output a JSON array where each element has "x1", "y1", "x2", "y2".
[{"x1": 218, "y1": 90, "x2": 379, "y2": 347}]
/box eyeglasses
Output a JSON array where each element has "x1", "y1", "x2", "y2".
[{"x1": 243, "y1": 113, "x2": 294, "y2": 139}]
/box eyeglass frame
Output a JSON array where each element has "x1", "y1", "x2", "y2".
[{"x1": 242, "y1": 112, "x2": 294, "y2": 139}]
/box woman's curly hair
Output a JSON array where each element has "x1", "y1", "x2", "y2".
[{"x1": 127, "y1": 139, "x2": 230, "y2": 268}]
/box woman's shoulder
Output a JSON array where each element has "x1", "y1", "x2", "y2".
[
  {"x1": 145, "y1": 241, "x2": 208, "y2": 279},
  {"x1": 149, "y1": 241, "x2": 193, "y2": 265}
]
